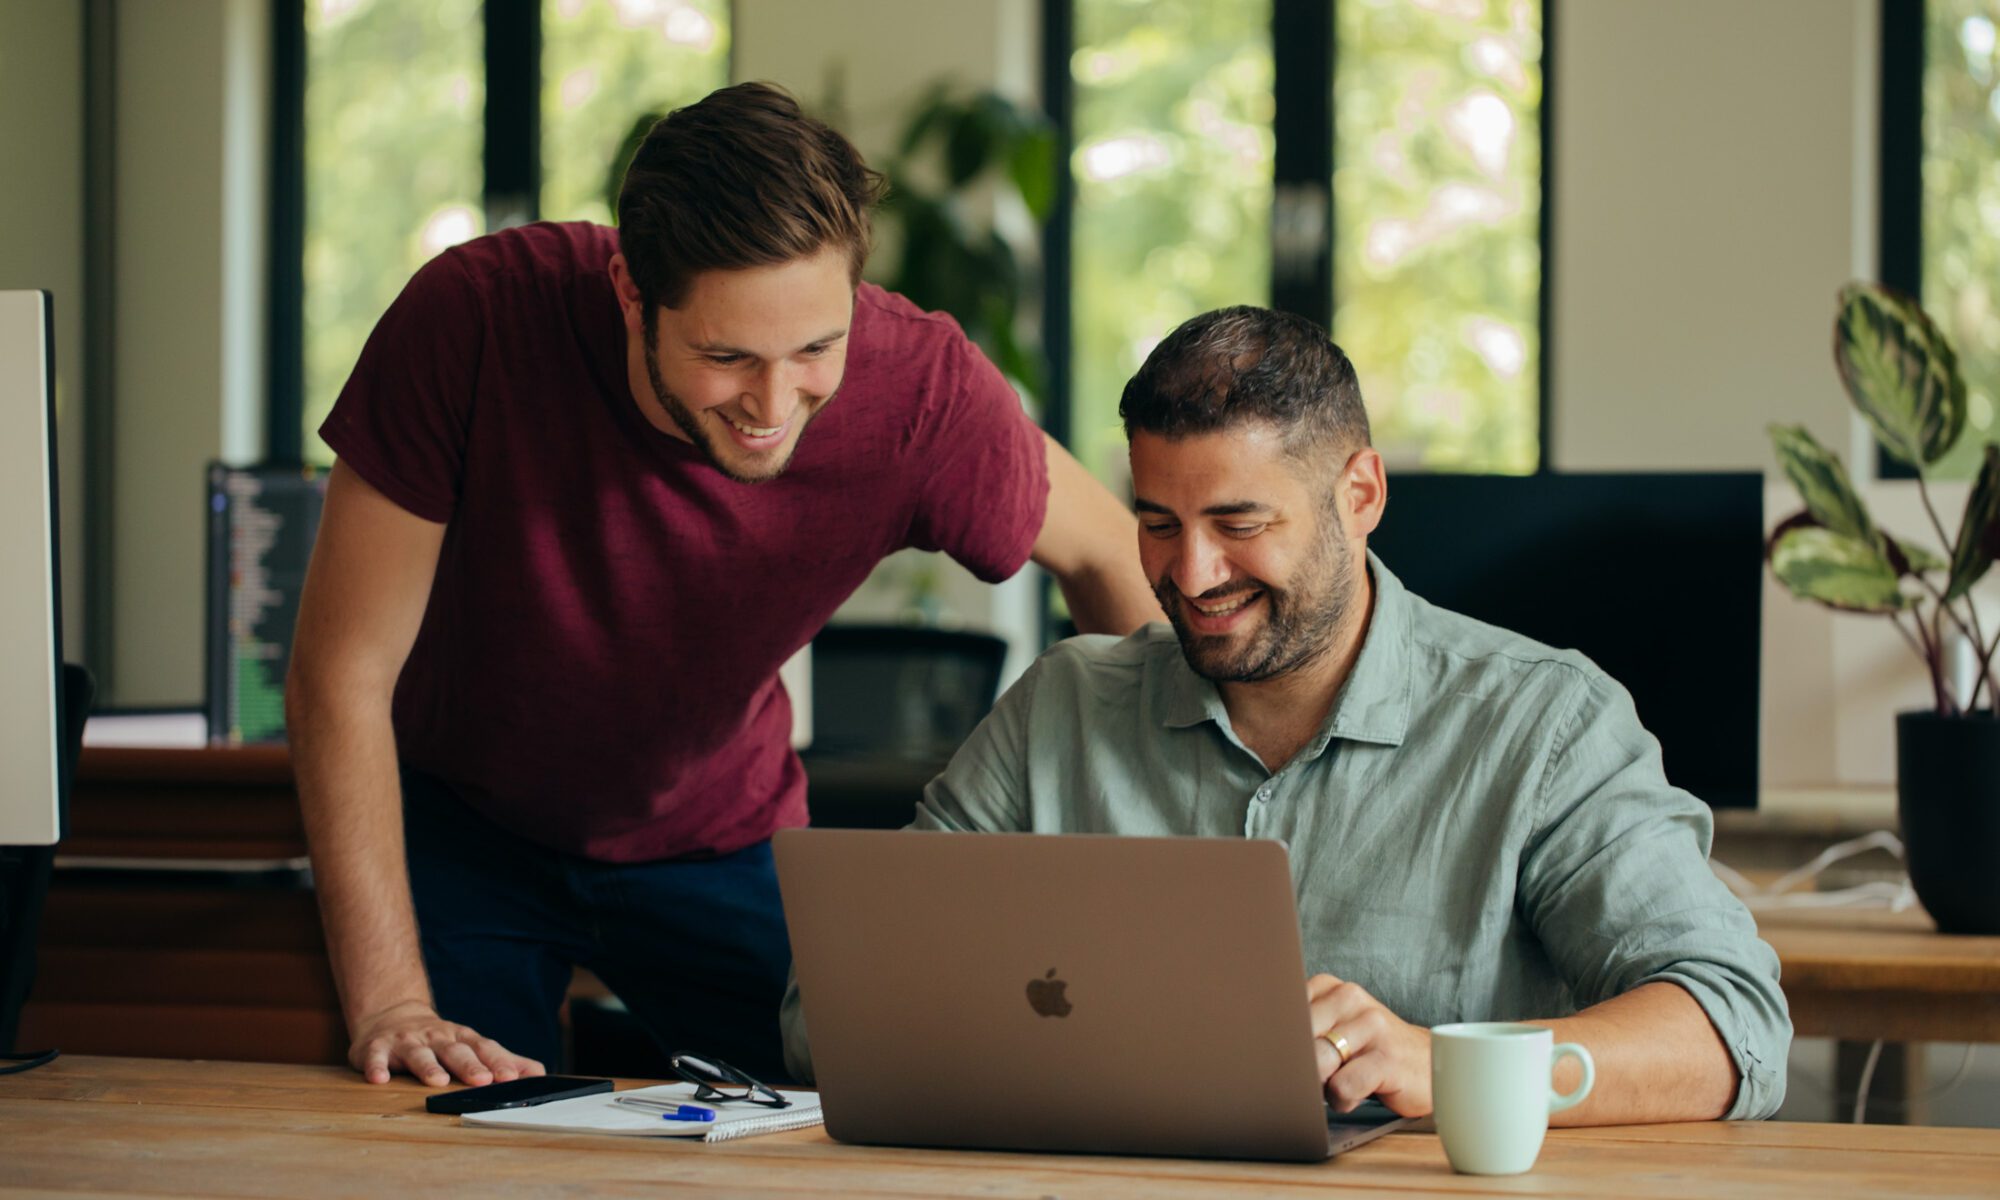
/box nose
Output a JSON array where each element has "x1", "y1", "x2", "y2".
[
  {"x1": 739, "y1": 362, "x2": 800, "y2": 427},
  {"x1": 1168, "y1": 530, "x2": 1232, "y2": 600}
]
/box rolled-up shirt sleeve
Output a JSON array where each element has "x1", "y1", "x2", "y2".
[{"x1": 1517, "y1": 671, "x2": 1792, "y2": 1121}]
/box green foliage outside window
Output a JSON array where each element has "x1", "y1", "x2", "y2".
[
  {"x1": 1070, "y1": 0, "x2": 1275, "y2": 492},
  {"x1": 303, "y1": 0, "x2": 483, "y2": 466},
  {"x1": 1923, "y1": 0, "x2": 2000, "y2": 481},
  {"x1": 542, "y1": 0, "x2": 730, "y2": 225},
  {"x1": 1333, "y1": 0, "x2": 1541, "y2": 474}
]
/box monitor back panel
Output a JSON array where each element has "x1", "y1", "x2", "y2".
[{"x1": 0, "y1": 291, "x2": 61, "y2": 846}]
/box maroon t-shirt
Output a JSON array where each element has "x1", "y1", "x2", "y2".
[{"x1": 319, "y1": 222, "x2": 1048, "y2": 862}]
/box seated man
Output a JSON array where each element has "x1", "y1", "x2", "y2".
[{"x1": 783, "y1": 306, "x2": 1790, "y2": 1123}]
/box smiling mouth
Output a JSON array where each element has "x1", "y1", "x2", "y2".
[
  {"x1": 722, "y1": 413, "x2": 785, "y2": 439},
  {"x1": 1186, "y1": 589, "x2": 1264, "y2": 617}
]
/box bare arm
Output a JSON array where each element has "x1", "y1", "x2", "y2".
[
  {"x1": 1309, "y1": 976, "x2": 1737, "y2": 1124},
  {"x1": 1029, "y1": 433, "x2": 1164, "y2": 635},
  {"x1": 287, "y1": 460, "x2": 540, "y2": 1087},
  {"x1": 1532, "y1": 981, "x2": 1736, "y2": 1124}
]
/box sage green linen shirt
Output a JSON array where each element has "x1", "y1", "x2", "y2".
[{"x1": 782, "y1": 554, "x2": 1790, "y2": 1119}]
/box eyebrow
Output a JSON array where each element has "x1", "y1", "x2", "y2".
[
  {"x1": 1134, "y1": 499, "x2": 1275, "y2": 518},
  {"x1": 689, "y1": 328, "x2": 849, "y2": 357}
]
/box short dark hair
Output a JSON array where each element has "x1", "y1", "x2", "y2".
[
  {"x1": 616, "y1": 82, "x2": 887, "y2": 310},
  {"x1": 1118, "y1": 306, "x2": 1370, "y2": 458}
]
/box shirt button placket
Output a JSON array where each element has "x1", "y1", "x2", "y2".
[{"x1": 1246, "y1": 780, "x2": 1274, "y2": 836}]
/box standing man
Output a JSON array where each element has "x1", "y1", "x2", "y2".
[{"x1": 286, "y1": 83, "x2": 1159, "y2": 1090}]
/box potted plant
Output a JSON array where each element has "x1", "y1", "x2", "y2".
[{"x1": 1766, "y1": 282, "x2": 2000, "y2": 933}]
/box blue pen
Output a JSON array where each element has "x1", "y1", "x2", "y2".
[{"x1": 612, "y1": 1095, "x2": 717, "y2": 1122}]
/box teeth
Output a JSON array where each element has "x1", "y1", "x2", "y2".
[
  {"x1": 1191, "y1": 592, "x2": 1258, "y2": 616},
  {"x1": 725, "y1": 415, "x2": 783, "y2": 438}
]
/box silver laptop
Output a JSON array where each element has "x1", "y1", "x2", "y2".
[{"x1": 774, "y1": 828, "x2": 1411, "y2": 1162}]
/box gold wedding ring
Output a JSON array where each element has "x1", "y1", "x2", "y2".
[{"x1": 1323, "y1": 1030, "x2": 1352, "y2": 1065}]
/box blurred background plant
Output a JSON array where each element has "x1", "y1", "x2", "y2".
[{"x1": 1766, "y1": 282, "x2": 1996, "y2": 716}]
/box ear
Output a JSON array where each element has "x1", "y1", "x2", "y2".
[
  {"x1": 607, "y1": 253, "x2": 646, "y2": 337},
  {"x1": 1340, "y1": 447, "x2": 1387, "y2": 539}
]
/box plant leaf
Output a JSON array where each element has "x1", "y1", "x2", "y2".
[
  {"x1": 1888, "y1": 534, "x2": 1947, "y2": 576},
  {"x1": 1768, "y1": 424, "x2": 1876, "y2": 544},
  {"x1": 1770, "y1": 526, "x2": 1913, "y2": 613},
  {"x1": 1947, "y1": 443, "x2": 2000, "y2": 601},
  {"x1": 1008, "y1": 125, "x2": 1057, "y2": 222},
  {"x1": 1833, "y1": 282, "x2": 1968, "y2": 467}
]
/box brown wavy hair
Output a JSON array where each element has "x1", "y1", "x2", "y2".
[{"x1": 615, "y1": 82, "x2": 886, "y2": 312}]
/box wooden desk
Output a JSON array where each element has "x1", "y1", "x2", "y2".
[
  {"x1": 3, "y1": 1057, "x2": 1997, "y2": 1199},
  {"x1": 1756, "y1": 905, "x2": 2000, "y2": 1044}
]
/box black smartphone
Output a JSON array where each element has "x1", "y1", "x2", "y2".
[{"x1": 424, "y1": 1074, "x2": 613, "y2": 1115}]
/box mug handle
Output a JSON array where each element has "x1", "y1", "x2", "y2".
[{"x1": 1548, "y1": 1042, "x2": 1595, "y2": 1115}]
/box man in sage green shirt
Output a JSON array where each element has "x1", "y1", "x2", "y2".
[{"x1": 784, "y1": 306, "x2": 1789, "y2": 1123}]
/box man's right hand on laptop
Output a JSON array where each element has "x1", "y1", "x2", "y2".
[{"x1": 1308, "y1": 974, "x2": 1433, "y2": 1118}]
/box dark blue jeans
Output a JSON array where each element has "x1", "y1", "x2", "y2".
[{"x1": 400, "y1": 768, "x2": 793, "y2": 1083}]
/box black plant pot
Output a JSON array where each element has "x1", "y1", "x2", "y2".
[{"x1": 1896, "y1": 710, "x2": 2000, "y2": 934}]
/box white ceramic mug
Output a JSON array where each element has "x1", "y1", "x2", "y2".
[{"x1": 1430, "y1": 1022, "x2": 1594, "y2": 1176}]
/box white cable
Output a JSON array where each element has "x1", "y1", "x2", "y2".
[
  {"x1": 1851, "y1": 1039, "x2": 1885, "y2": 1124},
  {"x1": 1712, "y1": 830, "x2": 1915, "y2": 912},
  {"x1": 1790, "y1": 1043, "x2": 1980, "y2": 1113}
]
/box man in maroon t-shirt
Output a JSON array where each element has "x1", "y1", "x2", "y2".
[{"x1": 286, "y1": 84, "x2": 1160, "y2": 1089}]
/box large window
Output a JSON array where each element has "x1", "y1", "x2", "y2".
[
  {"x1": 1068, "y1": 1, "x2": 1275, "y2": 490},
  {"x1": 1332, "y1": 0, "x2": 1541, "y2": 473},
  {"x1": 1922, "y1": 0, "x2": 2000, "y2": 479},
  {"x1": 541, "y1": 0, "x2": 730, "y2": 224},
  {"x1": 302, "y1": 0, "x2": 484, "y2": 465},
  {"x1": 1062, "y1": 0, "x2": 1545, "y2": 489},
  {"x1": 295, "y1": 0, "x2": 730, "y2": 464}
]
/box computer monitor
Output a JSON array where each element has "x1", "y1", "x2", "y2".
[
  {"x1": 1, "y1": 289, "x2": 70, "y2": 1062},
  {"x1": 205, "y1": 463, "x2": 328, "y2": 744},
  {"x1": 0, "y1": 291, "x2": 64, "y2": 845},
  {"x1": 1367, "y1": 472, "x2": 1762, "y2": 809}
]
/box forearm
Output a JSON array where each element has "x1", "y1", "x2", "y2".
[
  {"x1": 1052, "y1": 557, "x2": 1162, "y2": 636},
  {"x1": 1529, "y1": 982, "x2": 1737, "y2": 1125},
  {"x1": 287, "y1": 671, "x2": 432, "y2": 1031}
]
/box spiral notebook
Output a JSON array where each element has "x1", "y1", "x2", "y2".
[{"x1": 461, "y1": 1083, "x2": 823, "y2": 1142}]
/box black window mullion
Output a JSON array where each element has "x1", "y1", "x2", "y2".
[
  {"x1": 267, "y1": 0, "x2": 305, "y2": 466},
  {"x1": 1877, "y1": 0, "x2": 1925, "y2": 480},
  {"x1": 1270, "y1": 0, "x2": 1334, "y2": 328},
  {"x1": 484, "y1": 0, "x2": 542, "y2": 231}
]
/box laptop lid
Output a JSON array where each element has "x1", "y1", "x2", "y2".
[{"x1": 777, "y1": 828, "x2": 1400, "y2": 1162}]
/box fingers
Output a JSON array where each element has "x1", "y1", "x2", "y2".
[
  {"x1": 438, "y1": 1040, "x2": 496, "y2": 1087},
  {"x1": 357, "y1": 1042, "x2": 393, "y2": 1086},
  {"x1": 1323, "y1": 1048, "x2": 1391, "y2": 1113},
  {"x1": 1308, "y1": 980, "x2": 1380, "y2": 1042},
  {"x1": 399, "y1": 1042, "x2": 451, "y2": 1088},
  {"x1": 469, "y1": 1036, "x2": 546, "y2": 1083},
  {"x1": 1305, "y1": 973, "x2": 1345, "y2": 1002}
]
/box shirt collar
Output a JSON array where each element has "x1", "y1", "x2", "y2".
[{"x1": 1154, "y1": 550, "x2": 1412, "y2": 749}]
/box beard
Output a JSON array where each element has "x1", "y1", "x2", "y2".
[
  {"x1": 641, "y1": 322, "x2": 825, "y2": 485},
  {"x1": 1156, "y1": 510, "x2": 1358, "y2": 684}
]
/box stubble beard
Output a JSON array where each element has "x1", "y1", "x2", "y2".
[
  {"x1": 1158, "y1": 510, "x2": 1357, "y2": 685},
  {"x1": 642, "y1": 323, "x2": 824, "y2": 485}
]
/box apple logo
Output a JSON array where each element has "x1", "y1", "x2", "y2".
[{"x1": 1026, "y1": 968, "x2": 1072, "y2": 1018}]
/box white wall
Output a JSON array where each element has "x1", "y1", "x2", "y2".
[
  {"x1": 1552, "y1": 0, "x2": 1935, "y2": 790},
  {"x1": 109, "y1": 0, "x2": 268, "y2": 706},
  {"x1": 0, "y1": 1, "x2": 87, "y2": 669}
]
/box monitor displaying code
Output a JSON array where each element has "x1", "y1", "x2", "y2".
[{"x1": 205, "y1": 464, "x2": 327, "y2": 744}]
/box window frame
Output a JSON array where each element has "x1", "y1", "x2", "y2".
[{"x1": 1041, "y1": 0, "x2": 1556, "y2": 476}]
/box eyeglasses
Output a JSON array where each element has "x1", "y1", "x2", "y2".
[{"x1": 668, "y1": 1053, "x2": 790, "y2": 1109}]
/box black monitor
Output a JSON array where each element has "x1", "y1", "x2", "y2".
[
  {"x1": 205, "y1": 463, "x2": 328, "y2": 744},
  {"x1": 1367, "y1": 472, "x2": 1763, "y2": 809}
]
